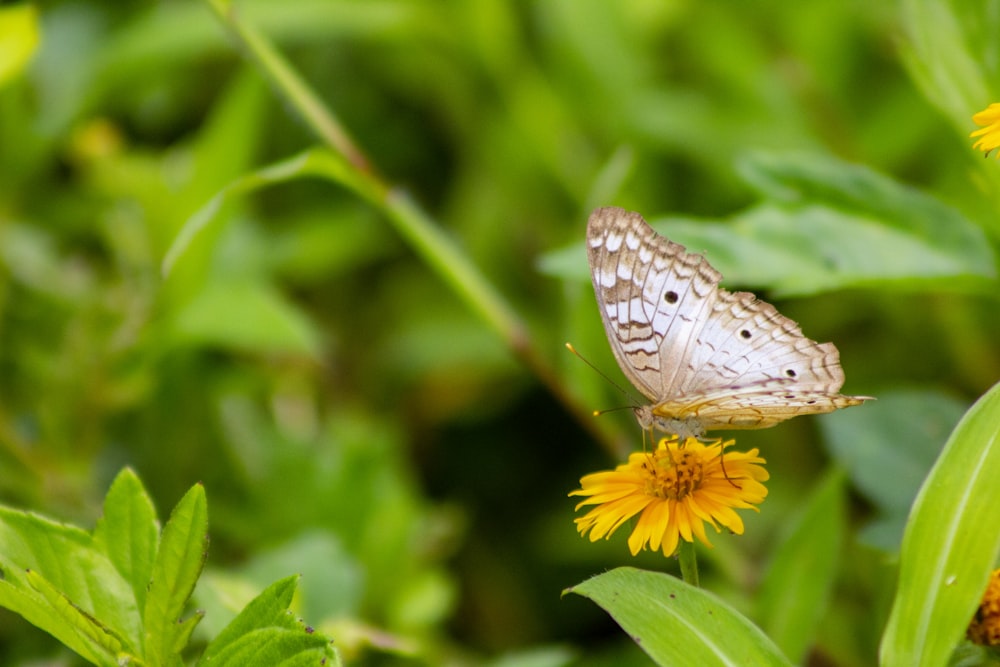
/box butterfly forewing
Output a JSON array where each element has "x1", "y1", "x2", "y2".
[
  {"x1": 586, "y1": 206, "x2": 871, "y2": 436},
  {"x1": 587, "y1": 208, "x2": 720, "y2": 402}
]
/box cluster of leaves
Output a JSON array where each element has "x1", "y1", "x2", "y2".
[
  {"x1": 1, "y1": 0, "x2": 999, "y2": 666},
  {"x1": 0, "y1": 468, "x2": 334, "y2": 665}
]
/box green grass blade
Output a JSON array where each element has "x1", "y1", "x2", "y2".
[{"x1": 880, "y1": 380, "x2": 1000, "y2": 666}]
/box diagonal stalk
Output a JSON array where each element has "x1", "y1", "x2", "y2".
[{"x1": 204, "y1": 0, "x2": 607, "y2": 449}]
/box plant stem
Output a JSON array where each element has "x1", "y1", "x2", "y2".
[
  {"x1": 204, "y1": 0, "x2": 609, "y2": 450},
  {"x1": 678, "y1": 541, "x2": 699, "y2": 587}
]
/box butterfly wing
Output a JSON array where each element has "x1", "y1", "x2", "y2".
[
  {"x1": 587, "y1": 207, "x2": 721, "y2": 403},
  {"x1": 680, "y1": 287, "x2": 852, "y2": 396},
  {"x1": 587, "y1": 207, "x2": 871, "y2": 434},
  {"x1": 651, "y1": 382, "x2": 870, "y2": 431}
]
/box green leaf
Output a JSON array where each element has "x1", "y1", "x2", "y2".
[
  {"x1": 736, "y1": 151, "x2": 995, "y2": 287},
  {"x1": 144, "y1": 483, "x2": 208, "y2": 666},
  {"x1": 173, "y1": 610, "x2": 206, "y2": 655},
  {"x1": 756, "y1": 470, "x2": 846, "y2": 663},
  {"x1": 820, "y1": 389, "x2": 965, "y2": 551},
  {"x1": 198, "y1": 575, "x2": 336, "y2": 666},
  {"x1": 93, "y1": 468, "x2": 161, "y2": 614},
  {"x1": 0, "y1": 508, "x2": 140, "y2": 665},
  {"x1": 653, "y1": 204, "x2": 994, "y2": 297},
  {"x1": 169, "y1": 280, "x2": 322, "y2": 358},
  {"x1": 162, "y1": 148, "x2": 363, "y2": 275},
  {"x1": 25, "y1": 568, "x2": 133, "y2": 665},
  {"x1": 880, "y1": 380, "x2": 1000, "y2": 667},
  {"x1": 568, "y1": 567, "x2": 793, "y2": 666},
  {"x1": 540, "y1": 152, "x2": 996, "y2": 297},
  {"x1": 899, "y1": 0, "x2": 990, "y2": 135},
  {"x1": 0, "y1": 4, "x2": 40, "y2": 88}
]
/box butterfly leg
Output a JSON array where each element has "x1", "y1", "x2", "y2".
[{"x1": 711, "y1": 439, "x2": 742, "y2": 489}]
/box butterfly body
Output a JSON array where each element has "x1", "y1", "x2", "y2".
[{"x1": 587, "y1": 207, "x2": 870, "y2": 438}]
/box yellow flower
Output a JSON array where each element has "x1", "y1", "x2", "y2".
[
  {"x1": 968, "y1": 569, "x2": 1000, "y2": 646},
  {"x1": 970, "y1": 103, "x2": 1000, "y2": 158},
  {"x1": 570, "y1": 436, "x2": 768, "y2": 557}
]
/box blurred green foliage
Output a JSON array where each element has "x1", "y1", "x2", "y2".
[{"x1": 1, "y1": 0, "x2": 999, "y2": 665}]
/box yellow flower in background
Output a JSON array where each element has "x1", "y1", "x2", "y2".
[
  {"x1": 570, "y1": 437, "x2": 768, "y2": 557},
  {"x1": 968, "y1": 569, "x2": 1000, "y2": 647},
  {"x1": 971, "y1": 103, "x2": 1000, "y2": 158}
]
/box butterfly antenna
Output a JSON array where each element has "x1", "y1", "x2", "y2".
[{"x1": 565, "y1": 343, "x2": 640, "y2": 406}]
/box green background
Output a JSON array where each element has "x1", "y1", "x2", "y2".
[{"x1": 1, "y1": 0, "x2": 998, "y2": 665}]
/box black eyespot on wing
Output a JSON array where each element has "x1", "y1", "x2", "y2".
[
  {"x1": 740, "y1": 329, "x2": 751, "y2": 339},
  {"x1": 664, "y1": 290, "x2": 679, "y2": 304},
  {"x1": 785, "y1": 369, "x2": 797, "y2": 378}
]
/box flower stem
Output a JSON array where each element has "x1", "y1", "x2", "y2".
[{"x1": 678, "y1": 541, "x2": 699, "y2": 587}]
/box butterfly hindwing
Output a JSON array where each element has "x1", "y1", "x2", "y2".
[{"x1": 683, "y1": 289, "x2": 848, "y2": 395}]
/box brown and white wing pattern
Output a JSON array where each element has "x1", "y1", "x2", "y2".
[{"x1": 586, "y1": 206, "x2": 870, "y2": 436}]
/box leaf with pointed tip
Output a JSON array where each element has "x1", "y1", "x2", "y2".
[
  {"x1": 569, "y1": 567, "x2": 793, "y2": 666},
  {"x1": 198, "y1": 575, "x2": 336, "y2": 666},
  {"x1": 94, "y1": 468, "x2": 161, "y2": 613},
  {"x1": 880, "y1": 380, "x2": 1000, "y2": 667},
  {"x1": 143, "y1": 483, "x2": 208, "y2": 664},
  {"x1": 0, "y1": 508, "x2": 140, "y2": 665}
]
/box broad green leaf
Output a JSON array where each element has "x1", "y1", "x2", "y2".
[
  {"x1": 880, "y1": 380, "x2": 1000, "y2": 667},
  {"x1": 568, "y1": 567, "x2": 793, "y2": 667},
  {"x1": 738, "y1": 152, "x2": 987, "y2": 254},
  {"x1": 198, "y1": 575, "x2": 336, "y2": 666},
  {"x1": 94, "y1": 468, "x2": 161, "y2": 613},
  {"x1": 0, "y1": 508, "x2": 140, "y2": 665},
  {"x1": 541, "y1": 201, "x2": 994, "y2": 298},
  {"x1": 736, "y1": 151, "x2": 995, "y2": 289},
  {"x1": 540, "y1": 154, "x2": 995, "y2": 297},
  {"x1": 144, "y1": 483, "x2": 208, "y2": 665},
  {"x1": 653, "y1": 204, "x2": 994, "y2": 297},
  {"x1": 820, "y1": 389, "x2": 965, "y2": 551},
  {"x1": 0, "y1": 4, "x2": 40, "y2": 87},
  {"x1": 756, "y1": 470, "x2": 845, "y2": 663},
  {"x1": 169, "y1": 280, "x2": 322, "y2": 358}
]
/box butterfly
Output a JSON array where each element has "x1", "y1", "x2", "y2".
[{"x1": 586, "y1": 207, "x2": 871, "y2": 438}]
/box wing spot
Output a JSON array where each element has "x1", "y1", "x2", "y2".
[
  {"x1": 740, "y1": 329, "x2": 752, "y2": 339},
  {"x1": 664, "y1": 290, "x2": 679, "y2": 304},
  {"x1": 785, "y1": 369, "x2": 797, "y2": 378}
]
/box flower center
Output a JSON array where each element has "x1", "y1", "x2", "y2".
[{"x1": 645, "y1": 448, "x2": 704, "y2": 499}]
